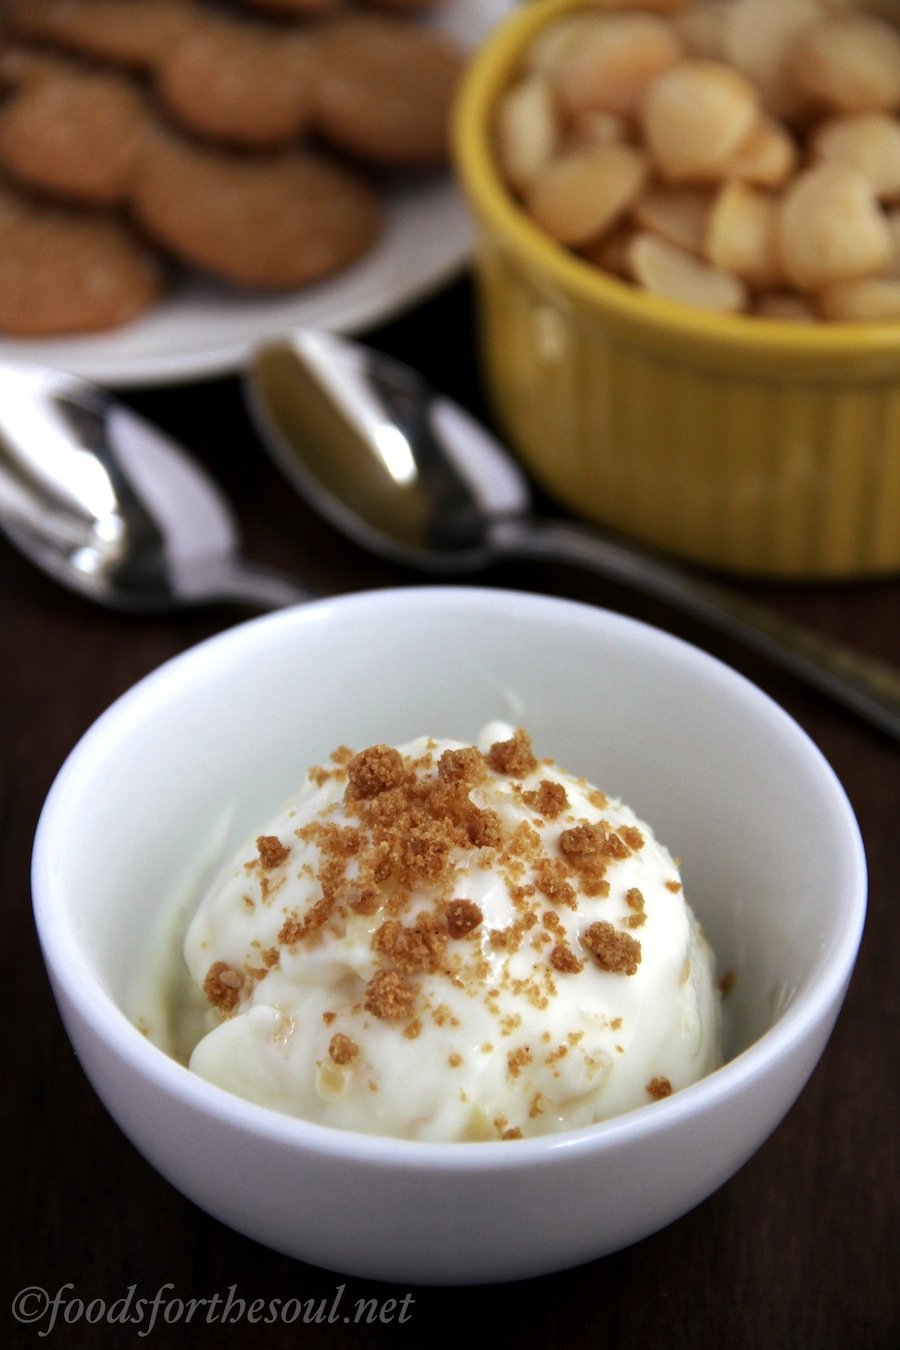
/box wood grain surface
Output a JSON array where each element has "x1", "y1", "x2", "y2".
[{"x1": 2, "y1": 279, "x2": 896, "y2": 1350}]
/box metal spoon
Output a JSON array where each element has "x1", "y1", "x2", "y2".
[
  {"x1": 245, "y1": 328, "x2": 900, "y2": 743},
  {"x1": 0, "y1": 363, "x2": 309, "y2": 612}
]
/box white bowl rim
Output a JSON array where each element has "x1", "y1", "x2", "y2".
[{"x1": 32, "y1": 585, "x2": 867, "y2": 1173}]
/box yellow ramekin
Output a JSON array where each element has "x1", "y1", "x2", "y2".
[{"x1": 452, "y1": 0, "x2": 900, "y2": 578}]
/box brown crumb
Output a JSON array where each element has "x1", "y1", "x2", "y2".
[
  {"x1": 328, "y1": 1032, "x2": 359, "y2": 1065},
  {"x1": 501, "y1": 1127, "x2": 524, "y2": 1140},
  {"x1": 619, "y1": 825, "x2": 645, "y2": 851},
  {"x1": 446, "y1": 898, "x2": 483, "y2": 938},
  {"x1": 363, "y1": 968, "x2": 417, "y2": 1020},
  {"x1": 372, "y1": 913, "x2": 447, "y2": 974},
  {"x1": 350, "y1": 886, "x2": 381, "y2": 916},
  {"x1": 256, "y1": 834, "x2": 289, "y2": 869},
  {"x1": 718, "y1": 968, "x2": 736, "y2": 996},
  {"x1": 646, "y1": 1076, "x2": 673, "y2": 1101},
  {"x1": 556, "y1": 824, "x2": 616, "y2": 896},
  {"x1": 534, "y1": 857, "x2": 576, "y2": 907},
  {"x1": 203, "y1": 961, "x2": 244, "y2": 1014},
  {"x1": 468, "y1": 807, "x2": 503, "y2": 849},
  {"x1": 604, "y1": 830, "x2": 631, "y2": 860},
  {"x1": 508, "y1": 821, "x2": 543, "y2": 860},
  {"x1": 528, "y1": 1092, "x2": 546, "y2": 1119},
  {"x1": 507, "y1": 1045, "x2": 533, "y2": 1078},
  {"x1": 522, "y1": 779, "x2": 569, "y2": 819},
  {"x1": 486, "y1": 728, "x2": 538, "y2": 777},
  {"x1": 346, "y1": 744, "x2": 406, "y2": 799},
  {"x1": 559, "y1": 822, "x2": 606, "y2": 859},
  {"x1": 278, "y1": 894, "x2": 333, "y2": 947},
  {"x1": 581, "y1": 921, "x2": 642, "y2": 975},
  {"x1": 666, "y1": 879, "x2": 682, "y2": 893},
  {"x1": 438, "y1": 746, "x2": 487, "y2": 785},
  {"x1": 549, "y1": 942, "x2": 584, "y2": 974},
  {"x1": 625, "y1": 886, "x2": 646, "y2": 929}
]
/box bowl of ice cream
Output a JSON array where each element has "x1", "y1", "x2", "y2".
[
  {"x1": 451, "y1": 0, "x2": 900, "y2": 578},
  {"x1": 32, "y1": 587, "x2": 865, "y2": 1283}
]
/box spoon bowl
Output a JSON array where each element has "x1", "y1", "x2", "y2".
[
  {"x1": 0, "y1": 363, "x2": 309, "y2": 613},
  {"x1": 247, "y1": 330, "x2": 529, "y2": 574},
  {"x1": 246, "y1": 329, "x2": 900, "y2": 742}
]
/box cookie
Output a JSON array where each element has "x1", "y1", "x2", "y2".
[
  {"x1": 232, "y1": 0, "x2": 344, "y2": 16},
  {"x1": 312, "y1": 14, "x2": 465, "y2": 164},
  {"x1": 234, "y1": 0, "x2": 441, "y2": 12},
  {"x1": 155, "y1": 22, "x2": 318, "y2": 148},
  {"x1": 0, "y1": 47, "x2": 70, "y2": 87},
  {"x1": 0, "y1": 185, "x2": 166, "y2": 335},
  {"x1": 6, "y1": 0, "x2": 199, "y2": 71},
  {"x1": 0, "y1": 64, "x2": 146, "y2": 205},
  {"x1": 0, "y1": 40, "x2": 382, "y2": 289},
  {"x1": 356, "y1": 1, "x2": 446, "y2": 10},
  {"x1": 0, "y1": 0, "x2": 462, "y2": 335},
  {"x1": 7, "y1": 1, "x2": 466, "y2": 166},
  {"x1": 130, "y1": 135, "x2": 382, "y2": 288}
]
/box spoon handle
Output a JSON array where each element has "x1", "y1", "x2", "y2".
[
  {"x1": 181, "y1": 560, "x2": 313, "y2": 611},
  {"x1": 498, "y1": 518, "x2": 900, "y2": 742}
]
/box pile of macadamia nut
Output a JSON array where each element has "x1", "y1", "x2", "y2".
[{"x1": 494, "y1": 0, "x2": 900, "y2": 320}]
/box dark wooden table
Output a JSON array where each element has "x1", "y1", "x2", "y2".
[{"x1": 2, "y1": 278, "x2": 897, "y2": 1349}]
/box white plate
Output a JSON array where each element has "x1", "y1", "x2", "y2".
[{"x1": 0, "y1": 0, "x2": 513, "y2": 388}]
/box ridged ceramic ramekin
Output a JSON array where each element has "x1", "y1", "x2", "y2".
[{"x1": 452, "y1": 0, "x2": 900, "y2": 578}]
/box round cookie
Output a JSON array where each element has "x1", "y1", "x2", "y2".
[
  {"x1": 312, "y1": 14, "x2": 465, "y2": 164},
  {"x1": 0, "y1": 186, "x2": 166, "y2": 335},
  {"x1": 233, "y1": 0, "x2": 345, "y2": 15},
  {"x1": 130, "y1": 135, "x2": 383, "y2": 289},
  {"x1": 155, "y1": 24, "x2": 319, "y2": 148},
  {"x1": 360, "y1": 1, "x2": 446, "y2": 10},
  {"x1": 6, "y1": 0, "x2": 200, "y2": 72},
  {"x1": 0, "y1": 46, "x2": 73, "y2": 88},
  {"x1": 0, "y1": 66, "x2": 146, "y2": 205}
]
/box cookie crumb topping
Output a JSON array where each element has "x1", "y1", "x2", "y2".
[
  {"x1": 446, "y1": 898, "x2": 483, "y2": 938},
  {"x1": 364, "y1": 968, "x2": 417, "y2": 1021},
  {"x1": 256, "y1": 834, "x2": 289, "y2": 869},
  {"x1": 328, "y1": 1033, "x2": 359, "y2": 1066},
  {"x1": 186, "y1": 726, "x2": 717, "y2": 1141},
  {"x1": 486, "y1": 727, "x2": 538, "y2": 777},
  {"x1": 204, "y1": 730, "x2": 649, "y2": 1024},
  {"x1": 581, "y1": 922, "x2": 642, "y2": 976},
  {"x1": 203, "y1": 961, "x2": 244, "y2": 1014}
]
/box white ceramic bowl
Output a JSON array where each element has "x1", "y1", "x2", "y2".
[{"x1": 32, "y1": 587, "x2": 866, "y2": 1284}]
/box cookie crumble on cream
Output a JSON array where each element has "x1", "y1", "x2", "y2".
[{"x1": 182, "y1": 726, "x2": 722, "y2": 1141}]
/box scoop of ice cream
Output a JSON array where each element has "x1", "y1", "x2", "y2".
[{"x1": 183, "y1": 724, "x2": 721, "y2": 1141}]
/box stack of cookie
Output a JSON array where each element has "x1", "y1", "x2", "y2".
[{"x1": 0, "y1": 0, "x2": 464, "y2": 335}]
